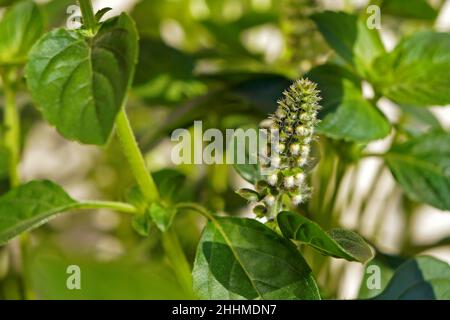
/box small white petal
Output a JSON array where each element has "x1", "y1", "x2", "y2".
[{"x1": 284, "y1": 176, "x2": 295, "y2": 189}]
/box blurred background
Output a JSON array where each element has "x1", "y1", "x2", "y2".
[{"x1": 0, "y1": 0, "x2": 449, "y2": 299}]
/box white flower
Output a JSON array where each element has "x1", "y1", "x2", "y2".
[
  {"x1": 297, "y1": 157, "x2": 308, "y2": 167},
  {"x1": 284, "y1": 176, "x2": 295, "y2": 189},
  {"x1": 264, "y1": 195, "x2": 276, "y2": 206},
  {"x1": 295, "y1": 173, "x2": 305, "y2": 186},
  {"x1": 271, "y1": 155, "x2": 281, "y2": 168},
  {"x1": 296, "y1": 126, "x2": 308, "y2": 136},
  {"x1": 292, "y1": 195, "x2": 304, "y2": 206},
  {"x1": 290, "y1": 144, "x2": 300, "y2": 155},
  {"x1": 301, "y1": 145, "x2": 310, "y2": 158},
  {"x1": 268, "y1": 173, "x2": 278, "y2": 186}
]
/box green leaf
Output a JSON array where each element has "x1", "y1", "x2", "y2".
[
  {"x1": 153, "y1": 168, "x2": 186, "y2": 204},
  {"x1": 95, "y1": 7, "x2": 113, "y2": 22},
  {"x1": 385, "y1": 132, "x2": 450, "y2": 210},
  {"x1": 193, "y1": 216, "x2": 321, "y2": 300},
  {"x1": 277, "y1": 211, "x2": 374, "y2": 263},
  {"x1": 307, "y1": 64, "x2": 391, "y2": 142},
  {"x1": 312, "y1": 11, "x2": 385, "y2": 77},
  {"x1": 236, "y1": 188, "x2": 260, "y2": 202},
  {"x1": 375, "y1": 256, "x2": 450, "y2": 300},
  {"x1": 26, "y1": 13, "x2": 138, "y2": 145},
  {"x1": 372, "y1": 32, "x2": 450, "y2": 107},
  {"x1": 0, "y1": 0, "x2": 44, "y2": 65},
  {"x1": 0, "y1": 180, "x2": 77, "y2": 245},
  {"x1": 380, "y1": 0, "x2": 438, "y2": 21},
  {"x1": 148, "y1": 202, "x2": 177, "y2": 233},
  {"x1": 132, "y1": 213, "x2": 152, "y2": 237}
]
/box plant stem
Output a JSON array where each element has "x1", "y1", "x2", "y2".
[
  {"x1": 75, "y1": 201, "x2": 138, "y2": 214},
  {"x1": 78, "y1": 0, "x2": 96, "y2": 33},
  {"x1": 115, "y1": 110, "x2": 192, "y2": 292},
  {"x1": 176, "y1": 203, "x2": 213, "y2": 220},
  {"x1": 1, "y1": 70, "x2": 20, "y2": 188},
  {"x1": 79, "y1": 1, "x2": 191, "y2": 291},
  {"x1": 115, "y1": 110, "x2": 159, "y2": 203},
  {"x1": 162, "y1": 230, "x2": 193, "y2": 294}
]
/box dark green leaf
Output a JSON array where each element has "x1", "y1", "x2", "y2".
[
  {"x1": 193, "y1": 217, "x2": 320, "y2": 300},
  {"x1": 385, "y1": 132, "x2": 450, "y2": 210},
  {"x1": 312, "y1": 11, "x2": 385, "y2": 77},
  {"x1": 26, "y1": 13, "x2": 138, "y2": 145},
  {"x1": 148, "y1": 202, "x2": 177, "y2": 233},
  {"x1": 277, "y1": 211, "x2": 374, "y2": 263},
  {"x1": 372, "y1": 32, "x2": 450, "y2": 107},
  {"x1": 381, "y1": 0, "x2": 438, "y2": 20},
  {"x1": 131, "y1": 213, "x2": 152, "y2": 237},
  {"x1": 236, "y1": 188, "x2": 260, "y2": 202},
  {"x1": 0, "y1": 180, "x2": 77, "y2": 244},
  {"x1": 95, "y1": 7, "x2": 112, "y2": 22},
  {"x1": 0, "y1": 0, "x2": 44, "y2": 65},
  {"x1": 375, "y1": 256, "x2": 450, "y2": 300},
  {"x1": 307, "y1": 64, "x2": 391, "y2": 142},
  {"x1": 153, "y1": 169, "x2": 186, "y2": 204}
]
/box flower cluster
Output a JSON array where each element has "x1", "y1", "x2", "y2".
[{"x1": 239, "y1": 79, "x2": 321, "y2": 219}]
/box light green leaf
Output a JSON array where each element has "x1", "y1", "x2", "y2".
[
  {"x1": 307, "y1": 64, "x2": 391, "y2": 142},
  {"x1": 380, "y1": 0, "x2": 438, "y2": 21},
  {"x1": 312, "y1": 11, "x2": 385, "y2": 77},
  {"x1": 0, "y1": 180, "x2": 76, "y2": 244},
  {"x1": 148, "y1": 202, "x2": 177, "y2": 233},
  {"x1": 0, "y1": 0, "x2": 44, "y2": 65},
  {"x1": 385, "y1": 132, "x2": 450, "y2": 210},
  {"x1": 277, "y1": 211, "x2": 374, "y2": 263},
  {"x1": 375, "y1": 256, "x2": 450, "y2": 300},
  {"x1": 26, "y1": 13, "x2": 138, "y2": 145},
  {"x1": 372, "y1": 32, "x2": 450, "y2": 107},
  {"x1": 193, "y1": 216, "x2": 321, "y2": 300}
]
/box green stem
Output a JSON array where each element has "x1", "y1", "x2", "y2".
[
  {"x1": 114, "y1": 110, "x2": 192, "y2": 292},
  {"x1": 115, "y1": 110, "x2": 159, "y2": 202},
  {"x1": 176, "y1": 203, "x2": 213, "y2": 220},
  {"x1": 75, "y1": 200, "x2": 138, "y2": 214},
  {"x1": 1, "y1": 70, "x2": 20, "y2": 188},
  {"x1": 78, "y1": 0, "x2": 96, "y2": 33},
  {"x1": 161, "y1": 230, "x2": 193, "y2": 294}
]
